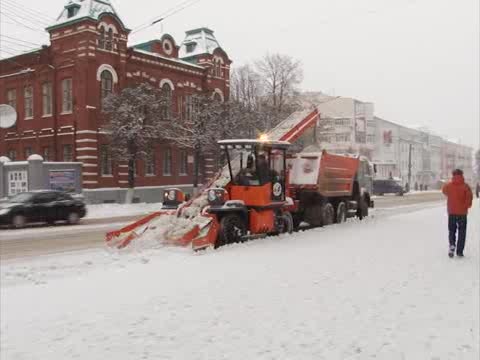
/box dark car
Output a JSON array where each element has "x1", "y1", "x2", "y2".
[
  {"x1": 0, "y1": 190, "x2": 87, "y2": 228},
  {"x1": 373, "y1": 179, "x2": 405, "y2": 196}
]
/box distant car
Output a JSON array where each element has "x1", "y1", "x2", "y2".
[
  {"x1": 0, "y1": 190, "x2": 87, "y2": 228},
  {"x1": 373, "y1": 179, "x2": 405, "y2": 196}
]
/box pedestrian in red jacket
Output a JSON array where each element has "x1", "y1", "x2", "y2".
[{"x1": 442, "y1": 169, "x2": 473, "y2": 258}]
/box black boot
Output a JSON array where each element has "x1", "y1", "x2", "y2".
[{"x1": 448, "y1": 245, "x2": 455, "y2": 258}]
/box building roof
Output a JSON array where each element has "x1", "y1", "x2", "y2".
[
  {"x1": 47, "y1": 0, "x2": 128, "y2": 31},
  {"x1": 179, "y1": 27, "x2": 222, "y2": 59},
  {"x1": 131, "y1": 49, "x2": 205, "y2": 70}
]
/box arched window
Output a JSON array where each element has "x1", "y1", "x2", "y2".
[
  {"x1": 100, "y1": 70, "x2": 113, "y2": 105},
  {"x1": 213, "y1": 92, "x2": 222, "y2": 102},
  {"x1": 106, "y1": 29, "x2": 113, "y2": 51},
  {"x1": 214, "y1": 59, "x2": 222, "y2": 77},
  {"x1": 213, "y1": 89, "x2": 224, "y2": 102},
  {"x1": 161, "y1": 83, "x2": 173, "y2": 119},
  {"x1": 99, "y1": 27, "x2": 106, "y2": 49}
]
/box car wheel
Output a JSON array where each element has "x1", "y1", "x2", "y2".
[
  {"x1": 67, "y1": 212, "x2": 80, "y2": 225},
  {"x1": 12, "y1": 214, "x2": 26, "y2": 229}
]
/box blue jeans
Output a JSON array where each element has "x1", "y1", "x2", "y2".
[{"x1": 448, "y1": 215, "x2": 467, "y2": 254}]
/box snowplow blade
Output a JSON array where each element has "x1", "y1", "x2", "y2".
[
  {"x1": 161, "y1": 215, "x2": 219, "y2": 250},
  {"x1": 105, "y1": 210, "x2": 175, "y2": 249},
  {"x1": 191, "y1": 215, "x2": 220, "y2": 250}
]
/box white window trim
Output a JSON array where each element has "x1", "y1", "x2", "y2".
[
  {"x1": 159, "y1": 78, "x2": 175, "y2": 90},
  {"x1": 98, "y1": 22, "x2": 118, "y2": 34},
  {"x1": 212, "y1": 88, "x2": 224, "y2": 102},
  {"x1": 96, "y1": 64, "x2": 118, "y2": 83}
]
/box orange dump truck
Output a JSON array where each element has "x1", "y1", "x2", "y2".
[{"x1": 287, "y1": 151, "x2": 374, "y2": 228}]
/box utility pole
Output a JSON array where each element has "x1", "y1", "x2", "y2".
[{"x1": 408, "y1": 143, "x2": 413, "y2": 190}]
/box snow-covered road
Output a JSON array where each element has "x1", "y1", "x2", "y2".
[{"x1": 1, "y1": 202, "x2": 479, "y2": 359}]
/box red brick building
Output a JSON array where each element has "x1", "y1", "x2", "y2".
[{"x1": 0, "y1": 0, "x2": 231, "y2": 192}]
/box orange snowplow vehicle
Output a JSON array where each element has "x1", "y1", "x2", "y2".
[
  {"x1": 200, "y1": 139, "x2": 294, "y2": 247},
  {"x1": 105, "y1": 139, "x2": 294, "y2": 250}
]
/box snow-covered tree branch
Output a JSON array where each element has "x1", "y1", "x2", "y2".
[{"x1": 102, "y1": 83, "x2": 170, "y2": 203}]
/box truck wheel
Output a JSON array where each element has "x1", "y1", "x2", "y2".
[
  {"x1": 292, "y1": 214, "x2": 302, "y2": 230},
  {"x1": 321, "y1": 203, "x2": 335, "y2": 226},
  {"x1": 276, "y1": 211, "x2": 293, "y2": 234},
  {"x1": 357, "y1": 198, "x2": 369, "y2": 220},
  {"x1": 304, "y1": 205, "x2": 323, "y2": 227},
  {"x1": 336, "y1": 202, "x2": 347, "y2": 223},
  {"x1": 218, "y1": 214, "x2": 246, "y2": 246}
]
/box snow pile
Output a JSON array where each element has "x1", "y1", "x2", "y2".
[
  {"x1": 1, "y1": 203, "x2": 478, "y2": 359},
  {"x1": 141, "y1": 157, "x2": 241, "y2": 244}
]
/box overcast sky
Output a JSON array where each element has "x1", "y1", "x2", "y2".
[{"x1": 1, "y1": 0, "x2": 479, "y2": 148}]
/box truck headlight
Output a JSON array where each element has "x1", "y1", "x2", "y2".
[{"x1": 207, "y1": 188, "x2": 227, "y2": 205}]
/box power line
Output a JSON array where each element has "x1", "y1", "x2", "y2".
[
  {"x1": 1, "y1": 7, "x2": 49, "y2": 29},
  {"x1": 3, "y1": 0, "x2": 55, "y2": 22},
  {"x1": 1, "y1": 41, "x2": 40, "y2": 53},
  {"x1": 131, "y1": 0, "x2": 203, "y2": 34},
  {"x1": 132, "y1": 0, "x2": 192, "y2": 33},
  {"x1": 1, "y1": 38, "x2": 40, "y2": 51},
  {"x1": 1, "y1": 47, "x2": 23, "y2": 57},
  {"x1": 1, "y1": 2, "x2": 51, "y2": 27},
  {"x1": 0, "y1": 35, "x2": 43, "y2": 47},
  {"x1": 0, "y1": 11, "x2": 44, "y2": 32}
]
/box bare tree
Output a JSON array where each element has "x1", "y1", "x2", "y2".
[
  {"x1": 163, "y1": 93, "x2": 224, "y2": 193},
  {"x1": 255, "y1": 53, "x2": 303, "y2": 115},
  {"x1": 102, "y1": 83, "x2": 169, "y2": 203},
  {"x1": 231, "y1": 64, "x2": 263, "y2": 110}
]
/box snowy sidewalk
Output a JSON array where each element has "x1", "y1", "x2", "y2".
[{"x1": 1, "y1": 202, "x2": 479, "y2": 360}]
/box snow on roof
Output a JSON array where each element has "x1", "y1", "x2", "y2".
[
  {"x1": 48, "y1": 0, "x2": 125, "y2": 30},
  {"x1": 446, "y1": 138, "x2": 462, "y2": 145},
  {"x1": 132, "y1": 49, "x2": 205, "y2": 70},
  {"x1": 179, "y1": 27, "x2": 222, "y2": 59},
  {"x1": 218, "y1": 139, "x2": 291, "y2": 148},
  {"x1": 0, "y1": 68, "x2": 36, "y2": 79},
  {"x1": 0, "y1": 156, "x2": 11, "y2": 163}
]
